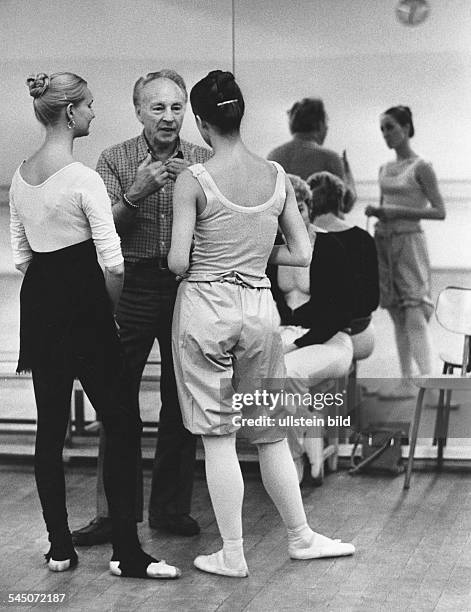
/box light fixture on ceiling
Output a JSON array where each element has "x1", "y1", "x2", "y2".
[{"x1": 396, "y1": 0, "x2": 431, "y2": 26}]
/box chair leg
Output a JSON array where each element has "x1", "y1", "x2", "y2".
[
  {"x1": 404, "y1": 388, "x2": 425, "y2": 489},
  {"x1": 442, "y1": 389, "x2": 453, "y2": 445},
  {"x1": 347, "y1": 361, "x2": 357, "y2": 423},
  {"x1": 434, "y1": 364, "x2": 455, "y2": 460},
  {"x1": 437, "y1": 387, "x2": 452, "y2": 469},
  {"x1": 437, "y1": 404, "x2": 444, "y2": 470},
  {"x1": 434, "y1": 387, "x2": 445, "y2": 448}
]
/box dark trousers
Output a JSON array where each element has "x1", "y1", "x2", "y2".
[
  {"x1": 97, "y1": 264, "x2": 197, "y2": 520},
  {"x1": 32, "y1": 348, "x2": 141, "y2": 545}
]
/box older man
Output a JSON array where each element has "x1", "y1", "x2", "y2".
[
  {"x1": 72, "y1": 69, "x2": 211, "y2": 545},
  {"x1": 268, "y1": 97, "x2": 356, "y2": 210}
]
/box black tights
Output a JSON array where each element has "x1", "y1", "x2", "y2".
[{"x1": 32, "y1": 350, "x2": 142, "y2": 555}]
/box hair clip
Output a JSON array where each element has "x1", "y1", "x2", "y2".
[{"x1": 216, "y1": 99, "x2": 238, "y2": 107}]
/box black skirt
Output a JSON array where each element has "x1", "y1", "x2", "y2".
[{"x1": 18, "y1": 239, "x2": 121, "y2": 374}]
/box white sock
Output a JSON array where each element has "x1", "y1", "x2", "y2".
[{"x1": 222, "y1": 538, "x2": 246, "y2": 568}]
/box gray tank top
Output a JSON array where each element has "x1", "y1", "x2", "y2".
[
  {"x1": 377, "y1": 157, "x2": 429, "y2": 234},
  {"x1": 185, "y1": 161, "x2": 286, "y2": 288}
]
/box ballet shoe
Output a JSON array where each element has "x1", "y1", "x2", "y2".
[
  {"x1": 193, "y1": 550, "x2": 249, "y2": 578},
  {"x1": 47, "y1": 558, "x2": 74, "y2": 572},
  {"x1": 289, "y1": 535, "x2": 355, "y2": 560},
  {"x1": 45, "y1": 546, "x2": 78, "y2": 572},
  {"x1": 109, "y1": 560, "x2": 181, "y2": 579},
  {"x1": 109, "y1": 554, "x2": 181, "y2": 579}
]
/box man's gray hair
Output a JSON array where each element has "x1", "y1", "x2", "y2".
[{"x1": 133, "y1": 69, "x2": 188, "y2": 107}]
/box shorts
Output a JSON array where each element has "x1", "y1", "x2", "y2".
[
  {"x1": 172, "y1": 280, "x2": 287, "y2": 443},
  {"x1": 375, "y1": 229, "x2": 433, "y2": 320}
]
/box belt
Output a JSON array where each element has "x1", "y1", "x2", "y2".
[
  {"x1": 219, "y1": 271, "x2": 253, "y2": 287},
  {"x1": 129, "y1": 256, "x2": 168, "y2": 270}
]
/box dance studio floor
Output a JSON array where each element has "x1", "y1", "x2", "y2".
[{"x1": 1, "y1": 462, "x2": 471, "y2": 611}]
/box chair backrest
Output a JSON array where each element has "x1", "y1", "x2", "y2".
[
  {"x1": 436, "y1": 286, "x2": 471, "y2": 336},
  {"x1": 436, "y1": 286, "x2": 471, "y2": 375}
]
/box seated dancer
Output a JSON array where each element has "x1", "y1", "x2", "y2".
[
  {"x1": 169, "y1": 70, "x2": 355, "y2": 578},
  {"x1": 306, "y1": 171, "x2": 379, "y2": 361},
  {"x1": 267, "y1": 174, "x2": 354, "y2": 483},
  {"x1": 9, "y1": 72, "x2": 179, "y2": 579}
]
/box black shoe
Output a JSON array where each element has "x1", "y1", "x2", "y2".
[
  {"x1": 149, "y1": 513, "x2": 200, "y2": 536},
  {"x1": 71, "y1": 517, "x2": 113, "y2": 547}
]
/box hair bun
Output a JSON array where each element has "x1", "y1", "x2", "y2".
[
  {"x1": 217, "y1": 71, "x2": 235, "y2": 88},
  {"x1": 26, "y1": 73, "x2": 50, "y2": 98},
  {"x1": 207, "y1": 70, "x2": 235, "y2": 101}
]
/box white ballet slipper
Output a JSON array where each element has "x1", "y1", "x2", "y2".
[
  {"x1": 146, "y1": 560, "x2": 181, "y2": 579},
  {"x1": 193, "y1": 550, "x2": 248, "y2": 578},
  {"x1": 109, "y1": 559, "x2": 181, "y2": 579},
  {"x1": 48, "y1": 558, "x2": 73, "y2": 572},
  {"x1": 289, "y1": 536, "x2": 355, "y2": 560}
]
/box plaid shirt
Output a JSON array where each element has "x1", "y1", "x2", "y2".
[{"x1": 96, "y1": 132, "x2": 212, "y2": 262}]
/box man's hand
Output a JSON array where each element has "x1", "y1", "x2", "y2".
[
  {"x1": 127, "y1": 153, "x2": 169, "y2": 200},
  {"x1": 365, "y1": 205, "x2": 386, "y2": 221},
  {"x1": 165, "y1": 158, "x2": 190, "y2": 181}
]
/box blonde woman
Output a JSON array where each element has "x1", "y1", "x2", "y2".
[
  {"x1": 268, "y1": 174, "x2": 354, "y2": 482},
  {"x1": 10, "y1": 72, "x2": 179, "y2": 579}
]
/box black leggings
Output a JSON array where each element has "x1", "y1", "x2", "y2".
[{"x1": 32, "y1": 348, "x2": 142, "y2": 551}]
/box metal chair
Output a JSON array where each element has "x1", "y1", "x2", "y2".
[{"x1": 404, "y1": 286, "x2": 471, "y2": 489}]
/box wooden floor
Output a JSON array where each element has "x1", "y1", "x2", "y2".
[{"x1": 1, "y1": 462, "x2": 471, "y2": 611}]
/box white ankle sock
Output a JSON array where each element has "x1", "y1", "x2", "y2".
[{"x1": 222, "y1": 538, "x2": 246, "y2": 569}]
